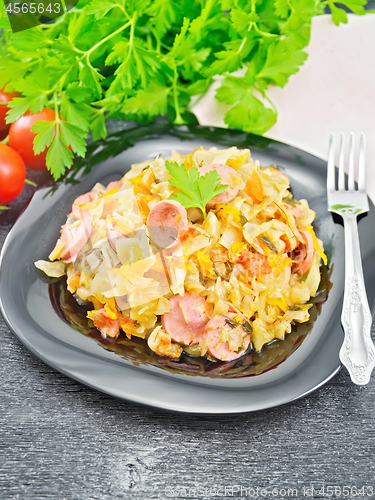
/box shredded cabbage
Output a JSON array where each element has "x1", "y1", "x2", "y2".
[{"x1": 36, "y1": 145, "x2": 325, "y2": 356}]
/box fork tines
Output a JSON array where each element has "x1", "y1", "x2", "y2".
[{"x1": 327, "y1": 132, "x2": 366, "y2": 193}]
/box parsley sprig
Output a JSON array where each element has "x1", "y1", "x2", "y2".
[
  {"x1": 166, "y1": 161, "x2": 228, "y2": 218},
  {"x1": 0, "y1": 0, "x2": 369, "y2": 179}
]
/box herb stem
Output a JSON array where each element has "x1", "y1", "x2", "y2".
[
  {"x1": 172, "y1": 67, "x2": 183, "y2": 124},
  {"x1": 25, "y1": 179, "x2": 37, "y2": 187},
  {"x1": 86, "y1": 19, "x2": 133, "y2": 60}
]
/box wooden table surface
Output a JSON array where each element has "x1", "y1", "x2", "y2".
[{"x1": 1, "y1": 171, "x2": 375, "y2": 500}]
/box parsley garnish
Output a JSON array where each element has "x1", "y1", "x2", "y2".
[
  {"x1": 0, "y1": 0, "x2": 369, "y2": 179},
  {"x1": 166, "y1": 161, "x2": 228, "y2": 219}
]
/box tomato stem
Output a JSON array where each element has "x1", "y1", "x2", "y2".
[{"x1": 25, "y1": 179, "x2": 37, "y2": 187}]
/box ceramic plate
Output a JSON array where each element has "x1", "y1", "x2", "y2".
[{"x1": 1, "y1": 121, "x2": 375, "y2": 414}]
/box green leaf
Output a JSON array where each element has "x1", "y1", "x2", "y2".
[
  {"x1": 91, "y1": 112, "x2": 107, "y2": 141},
  {"x1": 79, "y1": 64, "x2": 104, "y2": 99},
  {"x1": 0, "y1": 0, "x2": 370, "y2": 181},
  {"x1": 122, "y1": 82, "x2": 170, "y2": 118},
  {"x1": 84, "y1": 0, "x2": 126, "y2": 19},
  {"x1": 5, "y1": 98, "x2": 31, "y2": 123},
  {"x1": 189, "y1": 0, "x2": 226, "y2": 43},
  {"x1": 60, "y1": 122, "x2": 87, "y2": 157},
  {"x1": 165, "y1": 161, "x2": 228, "y2": 218},
  {"x1": 257, "y1": 40, "x2": 308, "y2": 87},
  {"x1": 51, "y1": 36, "x2": 78, "y2": 61},
  {"x1": 165, "y1": 17, "x2": 191, "y2": 62},
  {"x1": 0, "y1": 56, "x2": 29, "y2": 91},
  {"x1": 230, "y1": 9, "x2": 253, "y2": 35},
  {"x1": 205, "y1": 38, "x2": 255, "y2": 77},
  {"x1": 106, "y1": 39, "x2": 160, "y2": 91},
  {"x1": 65, "y1": 83, "x2": 93, "y2": 103},
  {"x1": 145, "y1": 0, "x2": 183, "y2": 37},
  {"x1": 329, "y1": 1, "x2": 366, "y2": 25},
  {"x1": 216, "y1": 76, "x2": 277, "y2": 134},
  {"x1": 61, "y1": 96, "x2": 91, "y2": 132},
  {"x1": 341, "y1": 0, "x2": 366, "y2": 15},
  {"x1": 31, "y1": 120, "x2": 56, "y2": 155},
  {"x1": 330, "y1": 4, "x2": 348, "y2": 25},
  {"x1": 274, "y1": 0, "x2": 289, "y2": 19},
  {"x1": 8, "y1": 28, "x2": 49, "y2": 52},
  {"x1": 46, "y1": 135, "x2": 74, "y2": 181}
]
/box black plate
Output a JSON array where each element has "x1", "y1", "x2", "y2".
[{"x1": 1, "y1": 122, "x2": 375, "y2": 413}]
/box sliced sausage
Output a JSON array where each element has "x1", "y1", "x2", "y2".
[
  {"x1": 59, "y1": 210, "x2": 92, "y2": 263},
  {"x1": 71, "y1": 191, "x2": 98, "y2": 213},
  {"x1": 293, "y1": 229, "x2": 315, "y2": 274},
  {"x1": 147, "y1": 200, "x2": 188, "y2": 249},
  {"x1": 162, "y1": 294, "x2": 213, "y2": 346},
  {"x1": 202, "y1": 313, "x2": 251, "y2": 362},
  {"x1": 238, "y1": 250, "x2": 271, "y2": 275},
  {"x1": 106, "y1": 180, "x2": 122, "y2": 191},
  {"x1": 283, "y1": 201, "x2": 301, "y2": 218},
  {"x1": 199, "y1": 164, "x2": 242, "y2": 208}
]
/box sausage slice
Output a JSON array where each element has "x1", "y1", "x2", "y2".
[
  {"x1": 71, "y1": 191, "x2": 98, "y2": 213},
  {"x1": 162, "y1": 294, "x2": 213, "y2": 346},
  {"x1": 202, "y1": 313, "x2": 251, "y2": 362},
  {"x1": 59, "y1": 210, "x2": 92, "y2": 263},
  {"x1": 293, "y1": 229, "x2": 315, "y2": 274},
  {"x1": 147, "y1": 200, "x2": 188, "y2": 249},
  {"x1": 106, "y1": 181, "x2": 122, "y2": 191}
]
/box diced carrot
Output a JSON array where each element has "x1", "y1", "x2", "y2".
[
  {"x1": 180, "y1": 226, "x2": 201, "y2": 243},
  {"x1": 137, "y1": 194, "x2": 154, "y2": 218},
  {"x1": 184, "y1": 153, "x2": 194, "y2": 169},
  {"x1": 245, "y1": 170, "x2": 264, "y2": 202},
  {"x1": 238, "y1": 250, "x2": 271, "y2": 275},
  {"x1": 226, "y1": 154, "x2": 247, "y2": 170}
]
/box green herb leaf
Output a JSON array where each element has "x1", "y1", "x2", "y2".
[
  {"x1": 225, "y1": 318, "x2": 239, "y2": 329},
  {"x1": 166, "y1": 161, "x2": 228, "y2": 218},
  {"x1": 258, "y1": 40, "x2": 308, "y2": 87},
  {"x1": 242, "y1": 321, "x2": 253, "y2": 336},
  {"x1": 46, "y1": 135, "x2": 74, "y2": 181},
  {"x1": 259, "y1": 236, "x2": 278, "y2": 254},
  {"x1": 0, "y1": 0, "x2": 369, "y2": 180},
  {"x1": 31, "y1": 120, "x2": 56, "y2": 155},
  {"x1": 60, "y1": 122, "x2": 87, "y2": 157}
]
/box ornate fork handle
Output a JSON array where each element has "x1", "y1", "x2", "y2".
[{"x1": 340, "y1": 213, "x2": 375, "y2": 384}]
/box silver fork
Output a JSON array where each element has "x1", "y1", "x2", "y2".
[{"x1": 327, "y1": 132, "x2": 375, "y2": 385}]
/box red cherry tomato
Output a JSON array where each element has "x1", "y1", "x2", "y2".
[
  {"x1": 0, "y1": 144, "x2": 26, "y2": 205},
  {"x1": 9, "y1": 108, "x2": 56, "y2": 171},
  {"x1": 0, "y1": 87, "x2": 20, "y2": 140}
]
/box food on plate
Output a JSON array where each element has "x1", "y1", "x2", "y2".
[{"x1": 36, "y1": 146, "x2": 328, "y2": 370}]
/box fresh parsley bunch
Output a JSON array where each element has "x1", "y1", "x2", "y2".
[{"x1": 0, "y1": 0, "x2": 368, "y2": 180}]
